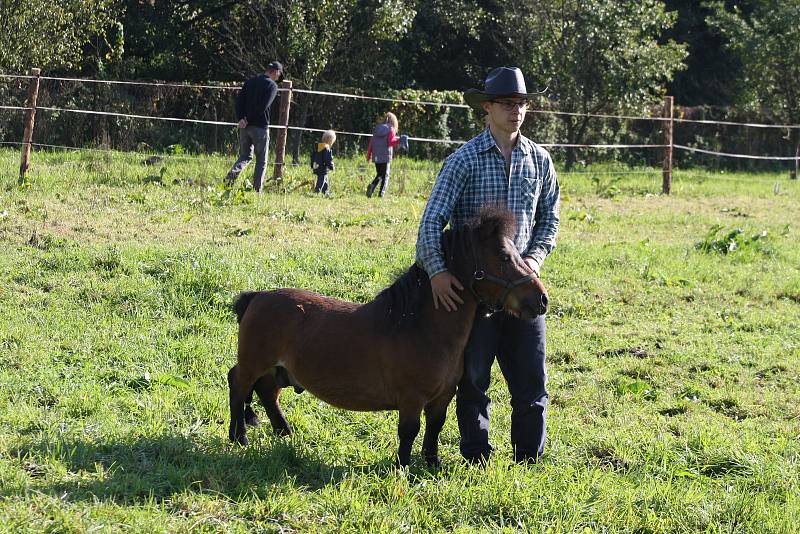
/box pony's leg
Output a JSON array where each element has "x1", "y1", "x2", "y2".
[
  {"x1": 228, "y1": 364, "x2": 257, "y2": 446},
  {"x1": 422, "y1": 391, "x2": 455, "y2": 467},
  {"x1": 244, "y1": 387, "x2": 260, "y2": 427},
  {"x1": 397, "y1": 403, "x2": 424, "y2": 467},
  {"x1": 252, "y1": 373, "x2": 292, "y2": 436}
]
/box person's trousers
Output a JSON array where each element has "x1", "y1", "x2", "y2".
[
  {"x1": 226, "y1": 126, "x2": 269, "y2": 191},
  {"x1": 314, "y1": 172, "x2": 329, "y2": 194},
  {"x1": 456, "y1": 311, "x2": 548, "y2": 462},
  {"x1": 368, "y1": 162, "x2": 391, "y2": 197}
]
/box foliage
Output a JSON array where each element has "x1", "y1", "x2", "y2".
[
  {"x1": 0, "y1": 0, "x2": 118, "y2": 73},
  {"x1": 513, "y1": 0, "x2": 688, "y2": 168},
  {"x1": 206, "y1": 0, "x2": 415, "y2": 88},
  {"x1": 705, "y1": 0, "x2": 800, "y2": 122},
  {"x1": 694, "y1": 224, "x2": 771, "y2": 255},
  {"x1": 662, "y1": 0, "x2": 748, "y2": 106}
]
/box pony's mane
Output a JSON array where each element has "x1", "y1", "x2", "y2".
[{"x1": 372, "y1": 205, "x2": 516, "y2": 331}]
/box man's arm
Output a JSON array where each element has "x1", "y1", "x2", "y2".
[
  {"x1": 235, "y1": 80, "x2": 248, "y2": 122},
  {"x1": 263, "y1": 79, "x2": 278, "y2": 110},
  {"x1": 416, "y1": 154, "x2": 471, "y2": 311},
  {"x1": 523, "y1": 154, "x2": 560, "y2": 274}
]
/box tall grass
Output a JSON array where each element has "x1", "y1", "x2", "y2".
[{"x1": 1, "y1": 148, "x2": 798, "y2": 532}]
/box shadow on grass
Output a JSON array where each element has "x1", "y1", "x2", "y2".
[{"x1": 10, "y1": 432, "x2": 416, "y2": 503}]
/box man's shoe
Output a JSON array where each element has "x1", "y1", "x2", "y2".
[{"x1": 366, "y1": 182, "x2": 376, "y2": 198}]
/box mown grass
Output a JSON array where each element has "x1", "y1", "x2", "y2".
[{"x1": 1, "y1": 147, "x2": 799, "y2": 532}]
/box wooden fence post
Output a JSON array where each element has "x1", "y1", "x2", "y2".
[
  {"x1": 272, "y1": 80, "x2": 293, "y2": 180},
  {"x1": 19, "y1": 67, "x2": 41, "y2": 184},
  {"x1": 792, "y1": 143, "x2": 798, "y2": 180},
  {"x1": 661, "y1": 95, "x2": 674, "y2": 195}
]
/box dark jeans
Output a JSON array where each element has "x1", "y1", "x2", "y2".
[
  {"x1": 368, "y1": 162, "x2": 391, "y2": 197},
  {"x1": 226, "y1": 126, "x2": 269, "y2": 191},
  {"x1": 314, "y1": 172, "x2": 329, "y2": 194},
  {"x1": 456, "y1": 311, "x2": 548, "y2": 462}
]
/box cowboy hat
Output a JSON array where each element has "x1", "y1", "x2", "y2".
[{"x1": 463, "y1": 67, "x2": 546, "y2": 112}]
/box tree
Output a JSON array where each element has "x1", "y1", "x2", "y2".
[
  {"x1": 395, "y1": 0, "x2": 519, "y2": 91},
  {"x1": 662, "y1": 0, "x2": 748, "y2": 106},
  {"x1": 0, "y1": 0, "x2": 117, "y2": 73},
  {"x1": 706, "y1": 0, "x2": 800, "y2": 122},
  {"x1": 513, "y1": 0, "x2": 687, "y2": 168},
  {"x1": 205, "y1": 0, "x2": 414, "y2": 88}
]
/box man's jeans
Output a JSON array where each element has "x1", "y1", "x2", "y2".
[
  {"x1": 227, "y1": 126, "x2": 269, "y2": 191},
  {"x1": 456, "y1": 311, "x2": 548, "y2": 462}
]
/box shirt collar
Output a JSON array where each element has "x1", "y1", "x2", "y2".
[{"x1": 476, "y1": 128, "x2": 532, "y2": 155}]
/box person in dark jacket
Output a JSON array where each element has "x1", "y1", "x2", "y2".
[
  {"x1": 225, "y1": 61, "x2": 283, "y2": 192},
  {"x1": 311, "y1": 130, "x2": 336, "y2": 195},
  {"x1": 366, "y1": 112, "x2": 401, "y2": 198}
]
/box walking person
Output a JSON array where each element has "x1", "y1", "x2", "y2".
[
  {"x1": 225, "y1": 61, "x2": 283, "y2": 192},
  {"x1": 415, "y1": 67, "x2": 560, "y2": 464},
  {"x1": 311, "y1": 130, "x2": 336, "y2": 196},
  {"x1": 366, "y1": 112, "x2": 401, "y2": 198}
]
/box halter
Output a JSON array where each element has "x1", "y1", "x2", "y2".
[{"x1": 465, "y1": 233, "x2": 538, "y2": 314}]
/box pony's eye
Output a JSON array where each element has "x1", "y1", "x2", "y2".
[{"x1": 502, "y1": 254, "x2": 512, "y2": 263}]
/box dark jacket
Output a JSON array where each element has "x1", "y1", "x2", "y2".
[
  {"x1": 235, "y1": 74, "x2": 278, "y2": 128},
  {"x1": 311, "y1": 143, "x2": 335, "y2": 174}
]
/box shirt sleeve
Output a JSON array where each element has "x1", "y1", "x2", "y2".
[
  {"x1": 415, "y1": 153, "x2": 469, "y2": 277},
  {"x1": 235, "y1": 80, "x2": 248, "y2": 121},
  {"x1": 388, "y1": 127, "x2": 401, "y2": 147},
  {"x1": 523, "y1": 153, "x2": 560, "y2": 273},
  {"x1": 264, "y1": 80, "x2": 278, "y2": 109}
]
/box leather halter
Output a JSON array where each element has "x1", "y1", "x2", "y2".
[{"x1": 466, "y1": 234, "x2": 538, "y2": 314}]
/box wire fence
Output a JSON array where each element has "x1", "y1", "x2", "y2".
[{"x1": 1, "y1": 72, "x2": 799, "y2": 179}]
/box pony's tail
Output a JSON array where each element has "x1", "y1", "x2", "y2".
[{"x1": 232, "y1": 291, "x2": 259, "y2": 323}]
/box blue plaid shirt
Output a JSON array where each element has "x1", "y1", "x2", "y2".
[{"x1": 416, "y1": 128, "x2": 560, "y2": 277}]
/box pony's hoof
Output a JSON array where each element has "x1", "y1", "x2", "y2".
[
  {"x1": 229, "y1": 429, "x2": 249, "y2": 446},
  {"x1": 424, "y1": 455, "x2": 441, "y2": 468},
  {"x1": 244, "y1": 409, "x2": 260, "y2": 427}
]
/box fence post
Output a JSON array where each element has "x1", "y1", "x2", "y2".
[
  {"x1": 272, "y1": 80, "x2": 293, "y2": 180},
  {"x1": 19, "y1": 67, "x2": 41, "y2": 184},
  {"x1": 661, "y1": 95, "x2": 674, "y2": 194},
  {"x1": 793, "y1": 143, "x2": 798, "y2": 180}
]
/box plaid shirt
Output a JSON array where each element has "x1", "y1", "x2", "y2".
[{"x1": 416, "y1": 128, "x2": 560, "y2": 277}]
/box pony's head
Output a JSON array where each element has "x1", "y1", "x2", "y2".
[{"x1": 445, "y1": 205, "x2": 548, "y2": 319}]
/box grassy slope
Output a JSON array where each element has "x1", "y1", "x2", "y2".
[{"x1": 0, "y1": 149, "x2": 798, "y2": 532}]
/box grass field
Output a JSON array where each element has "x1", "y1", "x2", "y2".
[{"x1": 1, "y1": 148, "x2": 799, "y2": 532}]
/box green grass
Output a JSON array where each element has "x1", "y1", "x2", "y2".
[{"x1": 1, "y1": 148, "x2": 799, "y2": 532}]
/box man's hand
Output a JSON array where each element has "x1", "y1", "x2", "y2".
[
  {"x1": 430, "y1": 271, "x2": 464, "y2": 312},
  {"x1": 522, "y1": 257, "x2": 540, "y2": 277},
  {"x1": 238, "y1": 118, "x2": 248, "y2": 129}
]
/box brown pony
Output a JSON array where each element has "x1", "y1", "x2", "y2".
[{"x1": 228, "y1": 205, "x2": 548, "y2": 466}]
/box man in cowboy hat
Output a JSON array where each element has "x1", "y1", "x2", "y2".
[
  {"x1": 415, "y1": 66, "x2": 560, "y2": 464},
  {"x1": 225, "y1": 61, "x2": 284, "y2": 192}
]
